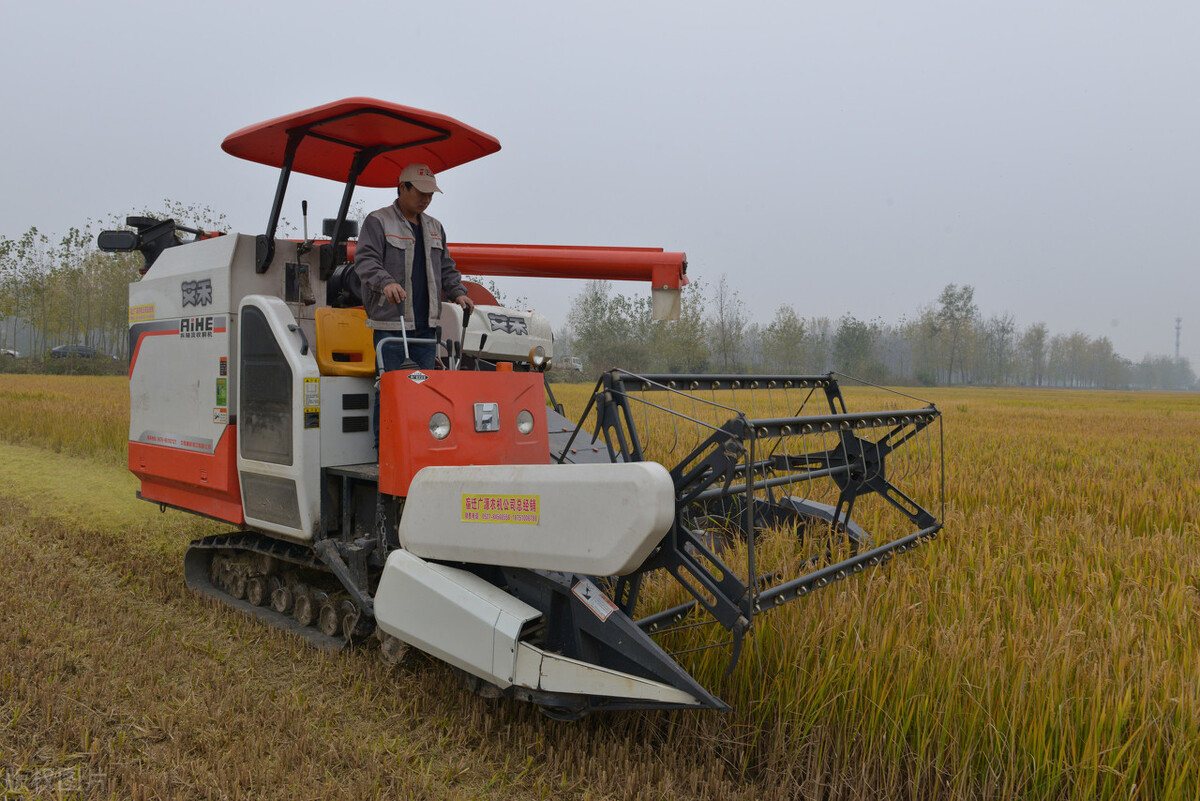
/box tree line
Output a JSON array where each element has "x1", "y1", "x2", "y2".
[
  {"x1": 564, "y1": 278, "x2": 1197, "y2": 391},
  {"x1": 0, "y1": 205, "x2": 227, "y2": 360},
  {"x1": 0, "y1": 226, "x2": 141, "y2": 359},
  {"x1": 1, "y1": 215, "x2": 1193, "y2": 391}
]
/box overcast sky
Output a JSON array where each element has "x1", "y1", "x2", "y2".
[{"x1": 1, "y1": 1, "x2": 1196, "y2": 365}]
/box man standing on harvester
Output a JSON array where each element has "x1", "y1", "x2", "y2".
[
  {"x1": 355, "y1": 163, "x2": 474, "y2": 371},
  {"x1": 355, "y1": 163, "x2": 474, "y2": 448}
]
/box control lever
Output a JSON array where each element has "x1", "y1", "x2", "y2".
[
  {"x1": 373, "y1": 301, "x2": 418, "y2": 371},
  {"x1": 459, "y1": 303, "x2": 471, "y2": 370}
]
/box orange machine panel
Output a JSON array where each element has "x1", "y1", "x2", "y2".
[
  {"x1": 379, "y1": 370, "x2": 550, "y2": 496},
  {"x1": 129, "y1": 428, "x2": 245, "y2": 524}
]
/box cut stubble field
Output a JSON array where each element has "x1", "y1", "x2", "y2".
[{"x1": 0, "y1": 375, "x2": 1197, "y2": 800}]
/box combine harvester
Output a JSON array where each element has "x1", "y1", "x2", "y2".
[{"x1": 101, "y1": 99, "x2": 944, "y2": 718}]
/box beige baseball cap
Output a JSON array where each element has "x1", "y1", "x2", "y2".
[{"x1": 398, "y1": 163, "x2": 442, "y2": 193}]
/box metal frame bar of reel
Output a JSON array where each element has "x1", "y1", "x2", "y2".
[
  {"x1": 552, "y1": 375, "x2": 606, "y2": 463},
  {"x1": 582, "y1": 369, "x2": 943, "y2": 673},
  {"x1": 594, "y1": 371, "x2": 647, "y2": 463},
  {"x1": 554, "y1": 372, "x2": 648, "y2": 464}
]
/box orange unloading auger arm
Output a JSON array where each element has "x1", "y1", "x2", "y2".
[
  {"x1": 454, "y1": 244, "x2": 688, "y2": 320},
  {"x1": 344, "y1": 241, "x2": 688, "y2": 291},
  {"x1": 450, "y1": 243, "x2": 688, "y2": 292}
]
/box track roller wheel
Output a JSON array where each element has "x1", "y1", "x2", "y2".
[
  {"x1": 318, "y1": 600, "x2": 346, "y2": 638},
  {"x1": 271, "y1": 584, "x2": 294, "y2": 614},
  {"x1": 228, "y1": 572, "x2": 248, "y2": 600},
  {"x1": 293, "y1": 590, "x2": 316, "y2": 627},
  {"x1": 338, "y1": 601, "x2": 361, "y2": 639},
  {"x1": 246, "y1": 575, "x2": 269, "y2": 607}
]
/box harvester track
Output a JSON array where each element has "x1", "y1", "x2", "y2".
[{"x1": 185, "y1": 533, "x2": 366, "y2": 651}]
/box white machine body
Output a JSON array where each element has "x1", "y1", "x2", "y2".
[
  {"x1": 461, "y1": 304, "x2": 554, "y2": 363},
  {"x1": 373, "y1": 549, "x2": 701, "y2": 706},
  {"x1": 397, "y1": 462, "x2": 676, "y2": 575},
  {"x1": 374, "y1": 460, "x2": 700, "y2": 706},
  {"x1": 129, "y1": 235, "x2": 380, "y2": 540}
]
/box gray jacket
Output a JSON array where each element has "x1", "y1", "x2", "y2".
[{"x1": 354, "y1": 202, "x2": 467, "y2": 330}]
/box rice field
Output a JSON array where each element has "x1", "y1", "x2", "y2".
[
  {"x1": 0, "y1": 375, "x2": 128, "y2": 466},
  {"x1": 0, "y1": 375, "x2": 1197, "y2": 799}
]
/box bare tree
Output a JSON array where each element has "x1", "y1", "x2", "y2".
[{"x1": 708, "y1": 274, "x2": 746, "y2": 371}]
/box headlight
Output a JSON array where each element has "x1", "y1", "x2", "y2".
[
  {"x1": 429, "y1": 412, "x2": 451, "y2": 440},
  {"x1": 516, "y1": 409, "x2": 535, "y2": 435},
  {"x1": 527, "y1": 345, "x2": 549, "y2": 372}
]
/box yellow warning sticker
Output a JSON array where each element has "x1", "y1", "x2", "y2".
[
  {"x1": 303, "y1": 377, "x2": 320, "y2": 413},
  {"x1": 461, "y1": 494, "x2": 540, "y2": 525},
  {"x1": 129, "y1": 303, "x2": 155, "y2": 323}
]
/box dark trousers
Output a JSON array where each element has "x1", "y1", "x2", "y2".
[{"x1": 373, "y1": 327, "x2": 437, "y2": 449}]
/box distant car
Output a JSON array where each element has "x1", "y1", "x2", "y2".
[
  {"x1": 50, "y1": 344, "x2": 99, "y2": 358},
  {"x1": 1, "y1": 348, "x2": 19, "y2": 358}
]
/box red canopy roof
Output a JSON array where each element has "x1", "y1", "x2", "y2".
[{"x1": 221, "y1": 98, "x2": 501, "y2": 187}]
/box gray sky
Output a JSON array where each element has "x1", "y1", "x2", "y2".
[{"x1": 2, "y1": 1, "x2": 1196, "y2": 365}]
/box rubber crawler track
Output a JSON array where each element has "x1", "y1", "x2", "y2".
[{"x1": 184, "y1": 532, "x2": 356, "y2": 651}]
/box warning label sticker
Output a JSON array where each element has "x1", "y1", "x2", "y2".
[
  {"x1": 303, "y1": 377, "x2": 320, "y2": 413},
  {"x1": 461, "y1": 494, "x2": 540, "y2": 525},
  {"x1": 572, "y1": 579, "x2": 618, "y2": 622},
  {"x1": 213, "y1": 407, "x2": 228, "y2": 425},
  {"x1": 129, "y1": 304, "x2": 155, "y2": 323}
]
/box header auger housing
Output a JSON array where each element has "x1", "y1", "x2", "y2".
[{"x1": 103, "y1": 98, "x2": 943, "y2": 718}]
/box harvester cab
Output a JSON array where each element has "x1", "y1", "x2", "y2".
[{"x1": 101, "y1": 98, "x2": 944, "y2": 718}]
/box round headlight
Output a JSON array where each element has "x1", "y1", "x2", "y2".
[
  {"x1": 429, "y1": 412, "x2": 451, "y2": 440},
  {"x1": 516, "y1": 409, "x2": 535, "y2": 435},
  {"x1": 527, "y1": 345, "x2": 549, "y2": 372}
]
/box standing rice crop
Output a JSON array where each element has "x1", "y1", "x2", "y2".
[
  {"x1": 0, "y1": 375, "x2": 127, "y2": 466},
  {"x1": 553, "y1": 382, "x2": 1200, "y2": 798}
]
